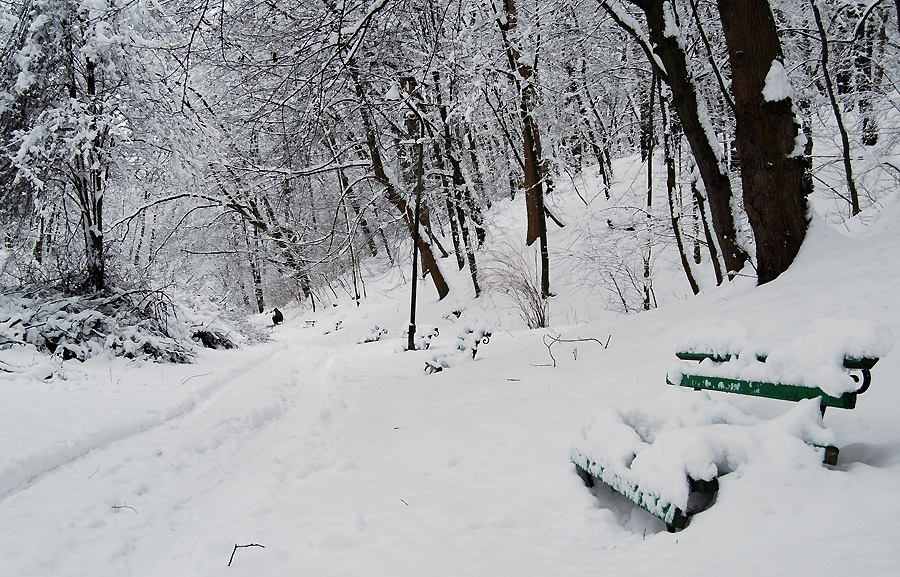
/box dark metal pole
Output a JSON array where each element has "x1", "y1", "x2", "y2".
[{"x1": 407, "y1": 137, "x2": 424, "y2": 351}]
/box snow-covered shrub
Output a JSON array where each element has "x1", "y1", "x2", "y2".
[
  {"x1": 0, "y1": 289, "x2": 196, "y2": 363},
  {"x1": 424, "y1": 355, "x2": 451, "y2": 374},
  {"x1": 191, "y1": 329, "x2": 237, "y2": 350}
]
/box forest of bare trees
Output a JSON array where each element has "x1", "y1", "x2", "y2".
[{"x1": 1, "y1": 0, "x2": 898, "y2": 337}]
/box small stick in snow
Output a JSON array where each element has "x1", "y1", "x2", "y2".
[
  {"x1": 535, "y1": 334, "x2": 611, "y2": 368},
  {"x1": 181, "y1": 372, "x2": 211, "y2": 385},
  {"x1": 111, "y1": 502, "x2": 138, "y2": 514},
  {"x1": 228, "y1": 543, "x2": 265, "y2": 567}
]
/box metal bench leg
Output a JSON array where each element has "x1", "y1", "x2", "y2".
[{"x1": 823, "y1": 445, "x2": 839, "y2": 466}]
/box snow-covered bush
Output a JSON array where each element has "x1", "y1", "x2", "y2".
[
  {"x1": 415, "y1": 327, "x2": 439, "y2": 350},
  {"x1": 0, "y1": 289, "x2": 196, "y2": 363}
]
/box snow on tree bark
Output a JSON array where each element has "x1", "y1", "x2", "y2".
[{"x1": 717, "y1": 0, "x2": 811, "y2": 284}]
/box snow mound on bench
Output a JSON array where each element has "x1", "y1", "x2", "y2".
[
  {"x1": 571, "y1": 396, "x2": 835, "y2": 518},
  {"x1": 672, "y1": 318, "x2": 893, "y2": 396}
]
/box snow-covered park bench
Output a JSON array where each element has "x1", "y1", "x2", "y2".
[
  {"x1": 571, "y1": 320, "x2": 891, "y2": 532},
  {"x1": 669, "y1": 351, "x2": 876, "y2": 413},
  {"x1": 667, "y1": 349, "x2": 879, "y2": 467}
]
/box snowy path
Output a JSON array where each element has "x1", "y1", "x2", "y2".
[
  {"x1": 0, "y1": 323, "x2": 646, "y2": 576},
  {"x1": 0, "y1": 336, "x2": 345, "y2": 575},
  {"x1": 0, "y1": 343, "x2": 286, "y2": 504}
]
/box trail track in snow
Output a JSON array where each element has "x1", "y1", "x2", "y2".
[
  {"x1": 0, "y1": 342, "x2": 287, "y2": 504},
  {"x1": 0, "y1": 334, "x2": 345, "y2": 575},
  {"x1": 0, "y1": 320, "x2": 643, "y2": 577}
]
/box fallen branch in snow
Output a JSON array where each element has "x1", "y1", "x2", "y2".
[
  {"x1": 536, "y1": 334, "x2": 611, "y2": 368},
  {"x1": 111, "y1": 503, "x2": 138, "y2": 514},
  {"x1": 228, "y1": 543, "x2": 265, "y2": 567},
  {"x1": 181, "y1": 372, "x2": 211, "y2": 385}
]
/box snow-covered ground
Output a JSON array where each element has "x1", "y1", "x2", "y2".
[{"x1": 2, "y1": 188, "x2": 900, "y2": 575}]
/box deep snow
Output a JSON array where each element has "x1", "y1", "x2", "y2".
[{"x1": 2, "y1": 187, "x2": 900, "y2": 575}]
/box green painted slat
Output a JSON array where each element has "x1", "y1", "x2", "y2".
[
  {"x1": 572, "y1": 458, "x2": 688, "y2": 530},
  {"x1": 675, "y1": 351, "x2": 878, "y2": 370},
  {"x1": 670, "y1": 373, "x2": 858, "y2": 409}
]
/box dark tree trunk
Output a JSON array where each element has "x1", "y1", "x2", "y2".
[
  {"x1": 351, "y1": 68, "x2": 450, "y2": 300},
  {"x1": 718, "y1": 0, "x2": 811, "y2": 284},
  {"x1": 498, "y1": 0, "x2": 550, "y2": 298},
  {"x1": 810, "y1": 1, "x2": 860, "y2": 216},
  {"x1": 79, "y1": 56, "x2": 105, "y2": 293},
  {"x1": 662, "y1": 91, "x2": 700, "y2": 295},
  {"x1": 693, "y1": 175, "x2": 724, "y2": 285}
]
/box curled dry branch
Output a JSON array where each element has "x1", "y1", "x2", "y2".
[{"x1": 537, "y1": 334, "x2": 611, "y2": 368}]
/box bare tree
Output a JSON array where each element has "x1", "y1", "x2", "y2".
[
  {"x1": 496, "y1": 0, "x2": 551, "y2": 298},
  {"x1": 599, "y1": 0, "x2": 750, "y2": 280}
]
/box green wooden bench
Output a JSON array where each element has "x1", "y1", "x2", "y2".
[
  {"x1": 572, "y1": 347, "x2": 880, "y2": 532},
  {"x1": 667, "y1": 349, "x2": 879, "y2": 469}
]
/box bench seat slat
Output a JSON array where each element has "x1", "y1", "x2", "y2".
[{"x1": 572, "y1": 458, "x2": 689, "y2": 531}]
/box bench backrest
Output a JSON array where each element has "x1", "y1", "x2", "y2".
[{"x1": 670, "y1": 351, "x2": 878, "y2": 411}]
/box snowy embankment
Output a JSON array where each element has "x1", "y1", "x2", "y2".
[{"x1": 1, "y1": 195, "x2": 899, "y2": 575}]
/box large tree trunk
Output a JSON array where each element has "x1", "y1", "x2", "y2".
[{"x1": 717, "y1": 0, "x2": 811, "y2": 284}]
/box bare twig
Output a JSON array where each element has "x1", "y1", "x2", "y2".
[
  {"x1": 181, "y1": 373, "x2": 211, "y2": 385},
  {"x1": 228, "y1": 543, "x2": 265, "y2": 567},
  {"x1": 537, "y1": 334, "x2": 611, "y2": 368},
  {"x1": 111, "y1": 503, "x2": 138, "y2": 514}
]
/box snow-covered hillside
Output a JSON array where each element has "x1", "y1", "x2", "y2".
[{"x1": 1, "y1": 185, "x2": 899, "y2": 576}]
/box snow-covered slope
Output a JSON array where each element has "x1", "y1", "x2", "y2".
[{"x1": 1, "y1": 190, "x2": 898, "y2": 576}]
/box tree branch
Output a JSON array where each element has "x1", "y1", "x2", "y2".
[{"x1": 228, "y1": 543, "x2": 265, "y2": 567}]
